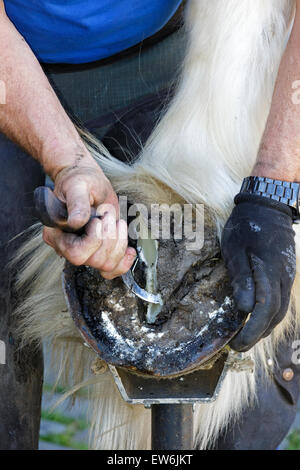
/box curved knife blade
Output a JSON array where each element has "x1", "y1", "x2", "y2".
[{"x1": 121, "y1": 270, "x2": 162, "y2": 304}]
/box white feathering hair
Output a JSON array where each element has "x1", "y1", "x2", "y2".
[{"x1": 13, "y1": 0, "x2": 300, "y2": 450}]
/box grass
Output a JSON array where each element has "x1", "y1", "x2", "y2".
[
  {"x1": 286, "y1": 430, "x2": 300, "y2": 450},
  {"x1": 43, "y1": 382, "x2": 90, "y2": 398},
  {"x1": 43, "y1": 383, "x2": 68, "y2": 395},
  {"x1": 41, "y1": 432, "x2": 89, "y2": 450},
  {"x1": 40, "y1": 392, "x2": 90, "y2": 450},
  {"x1": 41, "y1": 409, "x2": 88, "y2": 430}
]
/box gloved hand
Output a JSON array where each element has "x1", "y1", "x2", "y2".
[{"x1": 221, "y1": 193, "x2": 296, "y2": 352}]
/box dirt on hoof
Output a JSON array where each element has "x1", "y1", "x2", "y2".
[{"x1": 63, "y1": 223, "x2": 245, "y2": 377}]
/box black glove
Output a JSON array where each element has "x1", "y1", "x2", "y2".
[{"x1": 221, "y1": 193, "x2": 296, "y2": 352}]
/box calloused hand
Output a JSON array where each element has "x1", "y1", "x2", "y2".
[{"x1": 43, "y1": 164, "x2": 136, "y2": 279}]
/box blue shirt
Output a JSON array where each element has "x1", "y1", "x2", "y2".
[{"x1": 4, "y1": 0, "x2": 182, "y2": 64}]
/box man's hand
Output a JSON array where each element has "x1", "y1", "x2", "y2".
[
  {"x1": 221, "y1": 195, "x2": 296, "y2": 352},
  {"x1": 43, "y1": 164, "x2": 136, "y2": 279}
]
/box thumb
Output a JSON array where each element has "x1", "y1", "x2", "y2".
[{"x1": 65, "y1": 181, "x2": 92, "y2": 230}]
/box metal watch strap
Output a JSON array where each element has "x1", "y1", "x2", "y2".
[{"x1": 240, "y1": 176, "x2": 300, "y2": 219}]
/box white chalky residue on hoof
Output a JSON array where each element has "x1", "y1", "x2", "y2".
[
  {"x1": 195, "y1": 324, "x2": 209, "y2": 337},
  {"x1": 146, "y1": 332, "x2": 165, "y2": 341},
  {"x1": 101, "y1": 294, "x2": 234, "y2": 368},
  {"x1": 102, "y1": 309, "x2": 139, "y2": 356},
  {"x1": 101, "y1": 311, "x2": 129, "y2": 347},
  {"x1": 107, "y1": 298, "x2": 126, "y2": 312},
  {"x1": 209, "y1": 310, "x2": 218, "y2": 320},
  {"x1": 206, "y1": 297, "x2": 233, "y2": 321},
  {"x1": 172, "y1": 343, "x2": 186, "y2": 352},
  {"x1": 224, "y1": 297, "x2": 233, "y2": 306},
  {"x1": 249, "y1": 221, "x2": 261, "y2": 232},
  {"x1": 208, "y1": 306, "x2": 223, "y2": 320},
  {"x1": 141, "y1": 326, "x2": 151, "y2": 333},
  {"x1": 101, "y1": 305, "x2": 168, "y2": 367}
]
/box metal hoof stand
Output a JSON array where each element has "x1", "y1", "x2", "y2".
[
  {"x1": 109, "y1": 351, "x2": 230, "y2": 450},
  {"x1": 151, "y1": 404, "x2": 194, "y2": 450}
]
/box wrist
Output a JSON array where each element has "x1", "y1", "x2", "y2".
[
  {"x1": 252, "y1": 154, "x2": 300, "y2": 182},
  {"x1": 40, "y1": 137, "x2": 100, "y2": 181}
]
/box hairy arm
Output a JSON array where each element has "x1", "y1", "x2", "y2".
[
  {"x1": 252, "y1": 0, "x2": 300, "y2": 180},
  {"x1": 0, "y1": 2, "x2": 92, "y2": 178},
  {"x1": 0, "y1": 2, "x2": 135, "y2": 277}
]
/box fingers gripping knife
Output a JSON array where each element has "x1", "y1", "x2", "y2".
[{"x1": 33, "y1": 186, "x2": 162, "y2": 306}]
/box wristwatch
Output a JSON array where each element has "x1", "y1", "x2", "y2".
[{"x1": 239, "y1": 176, "x2": 300, "y2": 221}]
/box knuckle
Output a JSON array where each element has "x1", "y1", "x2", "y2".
[
  {"x1": 234, "y1": 295, "x2": 254, "y2": 314},
  {"x1": 84, "y1": 226, "x2": 102, "y2": 245},
  {"x1": 64, "y1": 248, "x2": 87, "y2": 266},
  {"x1": 113, "y1": 245, "x2": 127, "y2": 262},
  {"x1": 100, "y1": 271, "x2": 116, "y2": 281},
  {"x1": 100, "y1": 259, "x2": 118, "y2": 273},
  {"x1": 42, "y1": 230, "x2": 52, "y2": 246},
  {"x1": 68, "y1": 255, "x2": 86, "y2": 266}
]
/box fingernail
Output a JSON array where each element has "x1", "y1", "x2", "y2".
[
  {"x1": 70, "y1": 209, "x2": 81, "y2": 215},
  {"x1": 127, "y1": 248, "x2": 136, "y2": 258},
  {"x1": 69, "y1": 210, "x2": 86, "y2": 223}
]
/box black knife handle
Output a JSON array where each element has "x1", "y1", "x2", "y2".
[{"x1": 34, "y1": 186, "x2": 98, "y2": 234}]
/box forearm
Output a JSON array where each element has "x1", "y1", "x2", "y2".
[
  {"x1": 252, "y1": 0, "x2": 300, "y2": 181},
  {"x1": 0, "y1": 3, "x2": 97, "y2": 180}
]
